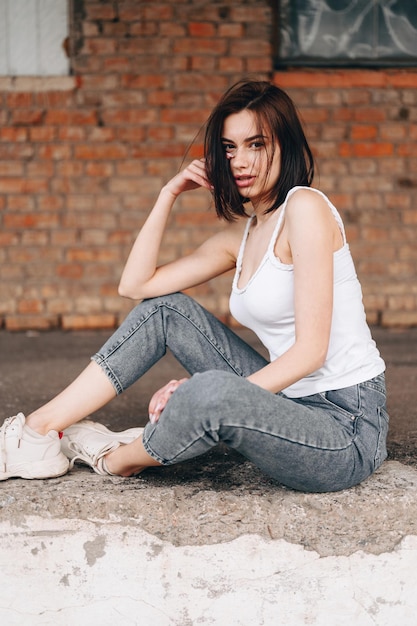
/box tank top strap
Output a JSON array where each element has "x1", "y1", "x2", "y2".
[{"x1": 233, "y1": 214, "x2": 255, "y2": 289}]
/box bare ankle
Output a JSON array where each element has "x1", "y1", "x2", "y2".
[
  {"x1": 25, "y1": 412, "x2": 53, "y2": 436},
  {"x1": 104, "y1": 449, "x2": 146, "y2": 477}
]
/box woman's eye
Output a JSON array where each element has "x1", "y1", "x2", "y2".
[{"x1": 250, "y1": 141, "x2": 264, "y2": 149}]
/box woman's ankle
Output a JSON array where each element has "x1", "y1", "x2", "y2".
[
  {"x1": 25, "y1": 411, "x2": 54, "y2": 436},
  {"x1": 104, "y1": 449, "x2": 146, "y2": 477}
]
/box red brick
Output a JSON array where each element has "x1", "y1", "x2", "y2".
[
  {"x1": 147, "y1": 126, "x2": 175, "y2": 142},
  {"x1": 86, "y1": 4, "x2": 117, "y2": 20},
  {"x1": 34, "y1": 92, "x2": 75, "y2": 107},
  {"x1": 339, "y1": 142, "x2": 394, "y2": 158},
  {"x1": 115, "y1": 160, "x2": 145, "y2": 177},
  {"x1": 219, "y1": 57, "x2": 244, "y2": 73},
  {"x1": 5, "y1": 315, "x2": 58, "y2": 331},
  {"x1": 17, "y1": 299, "x2": 45, "y2": 314},
  {"x1": 45, "y1": 110, "x2": 97, "y2": 125},
  {"x1": 246, "y1": 58, "x2": 272, "y2": 73},
  {"x1": 80, "y1": 74, "x2": 119, "y2": 91},
  {"x1": 230, "y1": 6, "x2": 271, "y2": 22},
  {"x1": 131, "y1": 145, "x2": 187, "y2": 159},
  {"x1": 29, "y1": 127, "x2": 57, "y2": 142},
  {"x1": 101, "y1": 109, "x2": 158, "y2": 125},
  {"x1": 147, "y1": 90, "x2": 176, "y2": 106},
  {"x1": 37, "y1": 195, "x2": 64, "y2": 210},
  {"x1": 274, "y1": 70, "x2": 387, "y2": 89},
  {"x1": 218, "y1": 24, "x2": 244, "y2": 38},
  {"x1": 36, "y1": 145, "x2": 72, "y2": 161},
  {"x1": 27, "y1": 161, "x2": 54, "y2": 177},
  {"x1": 136, "y1": 5, "x2": 173, "y2": 20},
  {"x1": 117, "y1": 127, "x2": 146, "y2": 142},
  {"x1": 4, "y1": 213, "x2": 59, "y2": 229},
  {"x1": 351, "y1": 125, "x2": 378, "y2": 140},
  {"x1": 387, "y1": 73, "x2": 417, "y2": 88},
  {"x1": 0, "y1": 127, "x2": 28, "y2": 142},
  {"x1": 0, "y1": 178, "x2": 49, "y2": 193},
  {"x1": 56, "y1": 162, "x2": 84, "y2": 177},
  {"x1": 74, "y1": 144, "x2": 129, "y2": 160},
  {"x1": 379, "y1": 124, "x2": 407, "y2": 141},
  {"x1": 58, "y1": 127, "x2": 86, "y2": 141},
  {"x1": 7, "y1": 195, "x2": 35, "y2": 210},
  {"x1": 66, "y1": 248, "x2": 120, "y2": 263},
  {"x1": 88, "y1": 126, "x2": 116, "y2": 142},
  {"x1": 11, "y1": 110, "x2": 44, "y2": 125},
  {"x1": 174, "y1": 39, "x2": 227, "y2": 56},
  {"x1": 0, "y1": 232, "x2": 18, "y2": 245},
  {"x1": 56, "y1": 264, "x2": 84, "y2": 279},
  {"x1": 6, "y1": 93, "x2": 32, "y2": 107},
  {"x1": 118, "y1": 39, "x2": 171, "y2": 56},
  {"x1": 120, "y1": 74, "x2": 165, "y2": 90},
  {"x1": 397, "y1": 144, "x2": 417, "y2": 157},
  {"x1": 0, "y1": 162, "x2": 24, "y2": 176},
  {"x1": 354, "y1": 108, "x2": 386, "y2": 123},
  {"x1": 81, "y1": 38, "x2": 117, "y2": 55},
  {"x1": 102, "y1": 56, "x2": 132, "y2": 72},
  {"x1": 85, "y1": 162, "x2": 114, "y2": 177},
  {"x1": 61, "y1": 314, "x2": 117, "y2": 330},
  {"x1": 189, "y1": 22, "x2": 217, "y2": 37}
]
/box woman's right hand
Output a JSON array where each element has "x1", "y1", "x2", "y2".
[
  {"x1": 163, "y1": 159, "x2": 212, "y2": 198},
  {"x1": 148, "y1": 378, "x2": 189, "y2": 424}
]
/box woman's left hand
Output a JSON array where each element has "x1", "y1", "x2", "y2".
[{"x1": 148, "y1": 378, "x2": 189, "y2": 424}]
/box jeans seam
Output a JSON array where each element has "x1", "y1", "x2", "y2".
[
  {"x1": 99, "y1": 300, "x2": 245, "y2": 378},
  {"x1": 161, "y1": 302, "x2": 245, "y2": 375}
]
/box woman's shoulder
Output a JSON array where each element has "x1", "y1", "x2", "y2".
[
  {"x1": 286, "y1": 186, "x2": 331, "y2": 207},
  {"x1": 284, "y1": 187, "x2": 333, "y2": 219},
  {"x1": 284, "y1": 187, "x2": 346, "y2": 246}
]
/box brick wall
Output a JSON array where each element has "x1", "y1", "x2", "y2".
[{"x1": 0, "y1": 0, "x2": 416, "y2": 331}]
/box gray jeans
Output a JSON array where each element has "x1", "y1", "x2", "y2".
[{"x1": 92, "y1": 293, "x2": 389, "y2": 492}]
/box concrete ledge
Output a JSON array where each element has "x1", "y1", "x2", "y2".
[
  {"x1": 1, "y1": 459, "x2": 417, "y2": 625},
  {"x1": 1, "y1": 457, "x2": 416, "y2": 555}
]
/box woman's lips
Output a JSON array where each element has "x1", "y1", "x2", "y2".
[{"x1": 234, "y1": 175, "x2": 256, "y2": 188}]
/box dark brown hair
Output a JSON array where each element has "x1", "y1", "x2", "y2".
[{"x1": 204, "y1": 80, "x2": 314, "y2": 221}]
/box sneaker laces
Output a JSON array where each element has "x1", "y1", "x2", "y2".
[
  {"x1": 66, "y1": 439, "x2": 119, "y2": 474},
  {"x1": 0, "y1": 416, "x2": 23, "y2": 473}
]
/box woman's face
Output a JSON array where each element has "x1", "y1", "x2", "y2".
[{"x1": 221, "y1": 109, "x2": 281, "y2": 209}]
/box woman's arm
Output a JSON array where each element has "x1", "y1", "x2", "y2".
[
  {"x1": 247, "y1": 190, "x2": 338, "y2": 393},
  {"x1": 118, "y1": 159, "x2": 240, "y2": 300}
]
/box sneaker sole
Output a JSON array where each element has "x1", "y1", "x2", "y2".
[{"x1": 0, "y1": 453, "x2": 69, "y2": 481}]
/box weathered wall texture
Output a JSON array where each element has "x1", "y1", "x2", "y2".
[{"x1": 0, "y1": 0, "x2": 416, "y2": 331}]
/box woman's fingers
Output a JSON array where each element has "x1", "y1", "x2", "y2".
[
  {"x1": 165, "y1": 160, "x2": 211, "y2": 196},
  {"x1": 148, "y1": 378, "x2": 189, "y2": 424}
]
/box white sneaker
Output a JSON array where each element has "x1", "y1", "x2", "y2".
[
  {"x1": 0, "y1": 413, "x2": 69, "y2": 481},
  {"x1": 61, "y1": 420, "x2": 144, "y2": 475}
]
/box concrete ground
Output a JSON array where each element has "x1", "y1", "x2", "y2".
[{"x1": 1, "y1": 326, "x2": 417, "y2": 625}]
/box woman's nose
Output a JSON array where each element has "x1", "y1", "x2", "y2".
[{"x1": 229, "y1": 146, "x2": 249, "y2": 167}]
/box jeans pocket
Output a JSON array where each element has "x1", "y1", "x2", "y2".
[{"x1": 320, "y1": 385, "x2": 362, "y2": 436}]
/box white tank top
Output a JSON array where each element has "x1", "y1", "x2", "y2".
[{"x1": 229, "y1": 187, "x2": 385, "y2": 398}]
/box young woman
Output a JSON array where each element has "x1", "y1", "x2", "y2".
[{"x1": 0, "y1": 80, "x2": 388, "y2": 493}]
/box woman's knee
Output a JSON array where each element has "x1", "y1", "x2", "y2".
[{"x1": 167, "y1": 371, "x2": 240, "y2": 422}]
